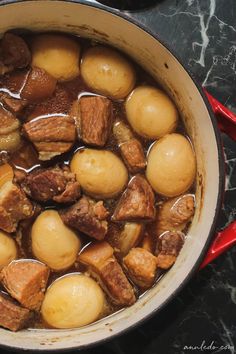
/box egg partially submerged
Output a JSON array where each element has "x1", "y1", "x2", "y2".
[{"x1": 41, "y1": 274, "x2": 105, "y2": 329}]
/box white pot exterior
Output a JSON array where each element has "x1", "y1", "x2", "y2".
[{"x1": 0, "y1": 1, "x2": 223, "y2": 351}]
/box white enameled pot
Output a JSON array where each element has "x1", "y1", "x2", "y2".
[{"x1": 0, "y1": 0, "x2": 227, "y2": 351}]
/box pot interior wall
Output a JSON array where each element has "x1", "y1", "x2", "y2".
[{"x1": 0, "y1": 1, "x2": 222, "y2": 351}]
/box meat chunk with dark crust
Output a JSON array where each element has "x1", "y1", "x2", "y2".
[
  {"x1": 23, "y1": 115, "x2": 76, "y2": 160},
  {"x1": 155, "y1": 231, "x2": 184, "y2": 269},
  {"x1": 0, "y1": 93, "x2": 27, "y2": 114},
  {"x1": 21, "y1": 166, "x2": 80, "y2": 203},
  {"x1": 0, "y1": 181, "x2": 33, "y2": 233},
  {"x1": 120, "y1": 140, "x2": 146, "y2": 173},
  {"x1": 75, "y1": 96, "x2": 113, "y2": 146},
  {"x1": 21, "y1": 67, "x2": 57, "y2": 103},
  {"x1": 60, "y1": 196, "x2": 109, "y2": 240},
  {"x1": 112, "y1": 175, "x2": 156, "y2": 222},
  {"x1": 0, "y1": 260, "x2": 50, "y2": 311},
  {"x1": 113, "y1": 121, "x2": 146, "y2": 173},
  {"x1": 99, "y1": 257, "x2": 135, "y2": 306},
  {"x1": 0, "y1": 292, "x2": 33, "y2": 331},
  {"x1": 79, "y1": 241, "x2": 136, "y2": 306},
  {"x1": 156, "y1": 194, "x2": 195, "y2": 236},
  {"x1": 1, "y1": 33, "x2": 31, "y2": 69},
  {"x1": 123, "y1": 247, "x2": 157, "y2": 289}
]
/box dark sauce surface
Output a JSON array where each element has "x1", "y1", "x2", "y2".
[{"x1": 0, "y1": 32, "x2": 195, "y2": 329}]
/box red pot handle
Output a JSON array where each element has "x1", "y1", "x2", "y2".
[
  {"x1": 200, "y1": 89, "x2": 236, "y2": 269},
  {"x1": 204, "y1": 89, "x2": 236, "y2": 140},
  {"x1": 200, "y1": 221, "x2": 236, "y2": 269}
]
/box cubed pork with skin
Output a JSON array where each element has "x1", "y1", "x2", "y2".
[
  {"x1": 23, "y1": 114, "x2": 76, "y2": 160},
  {"x1": 156, "y1": 194, "x2": 195, "y2": 236},
  {"x1": 113, "y1": 120, "x2": 146, "y2": 173},
  {"x1": 0, "y1": 292, "x2": 33, "y2": 331},
  {"x1": 21, "y1": 165, "x2": 80, "y2": 203},
  {"x1": 73, "y1": 96, "x2": 113, "y2": 147},
  {"x1": 79, "y1": 241, "x2": 136, "y2": 306},
  {"x1": 0, "y1": 181, "x2": 33, "y2": 233},
  {"x1": 0, "y1": 260, "x2": 50, "y2": 311},
  {"x1": 60, "y1": 196, "x2": 109, "y2": 240},
  {"x1": 112, "y1": 174, "x2": 156, "y2": 222},
  {"x1": 155, "y1": 231, "x2": 184, "y2": 269},
  {"x1": 123, "y1": 247, "x2": 157, "y2": 289}
]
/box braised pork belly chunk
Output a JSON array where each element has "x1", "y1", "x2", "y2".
[
  {"x1": 60, "y1": 196, "x2": 109, "y2": 240},
  {"x1": 0, "y1": 260, "x2": 49, "y2": 311},
  {"x1": 155, "y1": 231, "x2": 184, "y2": 269},
  {"x1": 0, "y1": 181, "x2": 33, "y2": 233},
  {"x1": 79, "y1": 241, "x2": 136, "y2": 306},
  {"x1": 21, "y1": 165, "x2": 80, "y2": 203},
  {"x1": 112, "y1": 174, "x2": 155, "y2": 222},
  {"x1": 23, "y1": 115, "x2": 76, "y2": 160},
  {"x1": 0, "y1": 30, "x2": 196, "y2": 331},
  {"x1": 156, "y1": 194, "x2": 195, "y2": 236},
  {"x1": 123, "y1": 248, "x2": 157, "y2": 289},
  {"x1": 113, "y1": 121, "x2": 146, "y2": 173},
  {"x1": 74, "y1": 96, "x2": 113, "y2": 146},
  {"x1": 1, "y1": 33, "x2": 31, "y2": 69},
  {"x1": 0, "y1": 292, "x2": 33, "y2": 331},
  {"x1": 0, "y1": 92, "x2": 27, "y2": 114}
]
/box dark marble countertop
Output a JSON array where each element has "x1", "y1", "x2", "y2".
[
  {"x1": 79, "y1": 1, "x2": 236, "y2": 354},
  {"x1": 1, "y1": 1, "x2": 235, "y2": 353}
]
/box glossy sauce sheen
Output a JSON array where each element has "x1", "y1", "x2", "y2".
[{"x1": 0, "y1": 33, "x2": 195, "y2": 329}]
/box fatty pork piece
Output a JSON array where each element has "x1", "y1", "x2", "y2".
[
  {"x1": 156, "y1": 194, "x2": 195, "y2": 236},
  {"x1": 107, "y1": 222, "x2": 144, "y2": 257},
  {"x1": 0, "y1": 292, "x2": 33, "y2": 331},
  {"x1": 0, "y1": 260, "x2": 49, "y2": 311},
  {"x1": 155, "y1": 231, "x2": 184, "y2": 269},
  {"x1": 22, "y1": 165, "x2": 80, "y2": 203},
  {"x1": 72, "y1": 96, "x2": 113, "y2": 147},
  {"x1": 112, "y1": 174, "x2": 156, "y2": 222},
  {"x1": 113, "y1": 120, "x2": 146, "y2": 173},
  {"x1": 1, "y1": 33, "x2": 31, "y2": 69},
  {"x1": 23, "y1": 114, "x2": 76, "y2": 160},
  {"x1": 60, "y1": 196, "x2": 109, "y2": 240},
  {"x1": 79, "y1": 241, "x2": 136, "y2": 306},
  {"x1": 0, "y1": 92, "x2": 27, "y2": 115},
  {"x1": 0, "y1": 180, "x2": 33, "y2": 233},
  {"x1": 123, "y1": 248, "x2": 157, "y2": 289}
]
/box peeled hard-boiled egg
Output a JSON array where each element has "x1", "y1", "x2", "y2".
[
  {"x1": 31, "y1": 34, "x2": 80, "y2": 81},
  {"x1": 31, "y1": 210, "x2": 80, "y2": 271},
  {"x1": 70, "y1": 149, "x2": 128, "y2": 199},
  {"x1": 81, "y1": 46, "x2": 136, "y2": 99},
  {"x1": 0, "y1": 231, "x2": 17, "y2": 269},
  {"x1": 125, "y1": 86, "x2": 178, "y2": 139},
  {"x1": 41, "y1": 273, "x2": 105, "y2": 329},
  {"x1": 146, "y1": 133, "x2": 196, "y2": 197}
]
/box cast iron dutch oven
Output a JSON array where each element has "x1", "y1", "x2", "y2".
[{"x1": 0, "y1": 0, "x2": 235, "y2": 351}]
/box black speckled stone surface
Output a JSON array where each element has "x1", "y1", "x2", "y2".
[{"x1": 1, "y1": 0, "x2": 236, "y2": 353}]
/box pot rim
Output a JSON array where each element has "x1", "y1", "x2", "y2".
[{"x1": 0, "y1": 0, "x2": 225, "y2": 352}]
